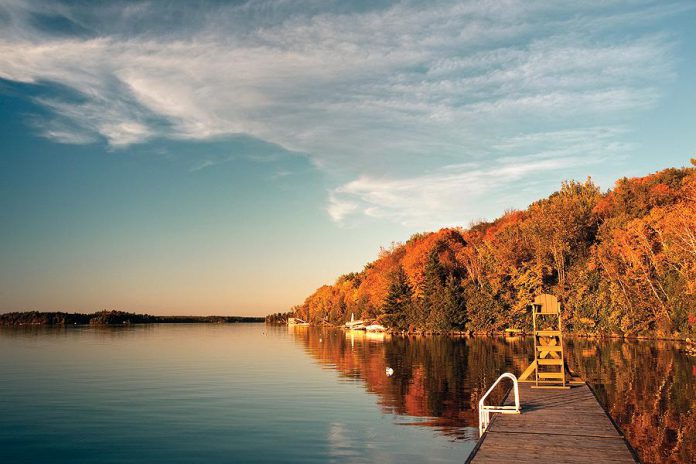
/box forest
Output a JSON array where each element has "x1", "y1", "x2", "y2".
[{"x1": 290, "y1": 162, "x2": 696, "y2": 339}]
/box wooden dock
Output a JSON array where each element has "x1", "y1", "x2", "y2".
[{"x1": 466, "y1": 382, "x2": 639, "y2": 463}]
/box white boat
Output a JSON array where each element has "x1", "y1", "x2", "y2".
[
  {"x1": 346, "y1": 329, "x2": 388, "y2": 343},
  {"x1": 346, "y1": 323, "x2": 366, "y2": 331},
  {"x1": 288, "y1": 317, "x2": 309, "y2": 327},
  {"x1": 365, "y1": 324, "x2": 387, "y2": 332}
]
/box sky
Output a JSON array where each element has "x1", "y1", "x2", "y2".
[{"x1": 1, "y1": 0, "x2": 695, "y2": 316}]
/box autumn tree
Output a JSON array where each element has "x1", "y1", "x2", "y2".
[{"x1": 523, "y1": 179, "x2": 601, "y2": 292}]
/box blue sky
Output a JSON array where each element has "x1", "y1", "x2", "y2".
[{"x1": 1, "y1": 0, "x2": 695, "y2": 315}]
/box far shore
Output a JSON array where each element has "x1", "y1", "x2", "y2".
[{"x1": 0, "y1": 310, "x2": 264, "y2": 326}]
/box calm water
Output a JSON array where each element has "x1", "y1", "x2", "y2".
[{"x1": 0, "y1": 324, "x2": 693, "y2": 463}]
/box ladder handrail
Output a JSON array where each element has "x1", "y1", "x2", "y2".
[{"x1": 478, "y1": 373, "x2": 520, "y2": 436}]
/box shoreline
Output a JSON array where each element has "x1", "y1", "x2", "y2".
[{"x1": 277, "y1": 322, "x2": 694, "y2": 342}]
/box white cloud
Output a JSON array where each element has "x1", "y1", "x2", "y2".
[
  {"x1": 328, "y1": 127, "x2": 633, "y2": 228},
  {"x1": 327, "y1": 193, "x2": 359, "y2": 222},
  {"x1": 0, "y1": 0, "x2": 686, "y2": 227}
]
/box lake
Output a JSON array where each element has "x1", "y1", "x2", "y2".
[{"x1": 0, "y1": 324, "x2": 693, "y2": 463}]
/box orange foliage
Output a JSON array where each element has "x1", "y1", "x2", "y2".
[
  {"x1": 401, "y1": 229, "x2": 466, "y2": 296},
  {"x1": 288, "y1": 164, "x2": 696, "y2": 337}
]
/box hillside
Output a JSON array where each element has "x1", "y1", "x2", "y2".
[{"x1": 291, "y1": 162, "x2": 696, "y2": 338}]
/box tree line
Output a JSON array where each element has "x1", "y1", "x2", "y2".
[
  {"x1": 289, "y1": 162, "x2": 696, "y2": 338},
  {"x1": 265, "y1": 312, "x2": 295, "y2": 325},
  {"x1": 0, "y1": 310, "x2": 264, "y2": 325}
]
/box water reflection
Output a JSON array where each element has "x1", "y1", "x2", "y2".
[
  {"x1": 566, "y1": 338, "x2": 695, "y2": 464},
  {"x1": 0, "y1": 324, "x2": 477, "y2": 463},
  {"x1": 293, "y1": 328, "x2": 534, "y2": 440},
  {"x1": 292, "y1": 328, "x2": 694, "y2": 463}
]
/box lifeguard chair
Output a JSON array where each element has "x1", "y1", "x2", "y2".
[{"x1": 519, "y1": 294, "x2": 569, "y2": 388}]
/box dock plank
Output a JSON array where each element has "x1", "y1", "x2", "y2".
[{"x1": 466, "y1": 383, "x2": 637, "y2": 463}]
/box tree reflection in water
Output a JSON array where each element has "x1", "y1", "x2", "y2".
[
  {"x1": 292, "y1": 328, "x2": 694, "y2": 464},
  {"x1": 566, "y1": 338, "x2": 694, "y2": 464}
]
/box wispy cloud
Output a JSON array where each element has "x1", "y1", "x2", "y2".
[
  {"x1": 0, "y1": 0, "x2": 687, "y2": 227},
  {"x1": 329, "y1": 127, "x2": 633, "y2": 227}
]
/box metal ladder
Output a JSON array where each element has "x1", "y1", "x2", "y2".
[{"x1": 478, "y1": 373, "x2": 520, "y2": 436}]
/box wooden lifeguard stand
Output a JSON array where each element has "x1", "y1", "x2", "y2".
[{"x1": 519, "y1": 294, "x2": 569, "y2": 388}]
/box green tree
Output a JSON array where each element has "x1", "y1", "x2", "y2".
[
  {"x1": 381, "y1": 266, "x2": 413, "y2": 330},
  {"x1": 464, "y1": 283, "x2": 502, "y2": 332},
  {"x1": 422, "y1": 250, "x2": 446, "y2": 330},
  {"x1": 443, "y1": 274, "x2": 467, "y2": 330}
]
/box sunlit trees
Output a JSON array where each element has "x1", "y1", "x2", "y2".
[
  {"x1": 594, "y1": 173, "x2": 696, "y2": 336},
  {"x1": 523, "y1": 179, "x2": 601, "y2": 292},
  {"x1": 290, "y1": 163, "x2": 695, "y2": 338}
]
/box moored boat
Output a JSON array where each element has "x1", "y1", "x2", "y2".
[
  {"x1": 344, "y1": 313, "x2": 366, "y2": 330},
  {"x1": 288, "y1": 317, "x2": 309, "y2": 327},
  {"x1": 364, "y1": 324, "x2": 387, "y2": 332}
]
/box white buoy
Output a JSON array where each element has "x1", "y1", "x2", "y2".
[{"x1": 385, "y1": 367, "x2": 394, "y2": 377}]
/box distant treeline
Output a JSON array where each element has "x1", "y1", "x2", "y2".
[
  {"x1": 286, "y1": 162, "x2": 696, "y2": 339},
  {"x1": 265, "y1": 312, "x2": 294, "y2": 325},
  {"x1": 0, "y1": 310, "x2": 264, "y2": 326}
]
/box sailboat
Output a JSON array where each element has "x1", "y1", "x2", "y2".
[{"x1": 344, "y1": 313, "x2": 365, "y2": 330}]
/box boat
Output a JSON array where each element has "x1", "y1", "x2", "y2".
[
  {"x1": 344, "y1": 313, "x2": 366, "y2": 330},
  {"x1": 288, "y1": 317, "x2": 309, "y2": 327},
  {"x1": 364, "y1": 323, "x2": 387, "y2": 333},
  {"x1": 346, "y1": 322, "x2": 366, "y2": 330},
  {"x1": 345, "y1": 328, "x2": 388, "y2": 343}
]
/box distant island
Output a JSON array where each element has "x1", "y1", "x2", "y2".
[
  {"x1": 0, "y1": 310, "x2": 264, "y2": 326},
  {"x1": 278, "y1": 162, "x2": 696, "y2": 340}
]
